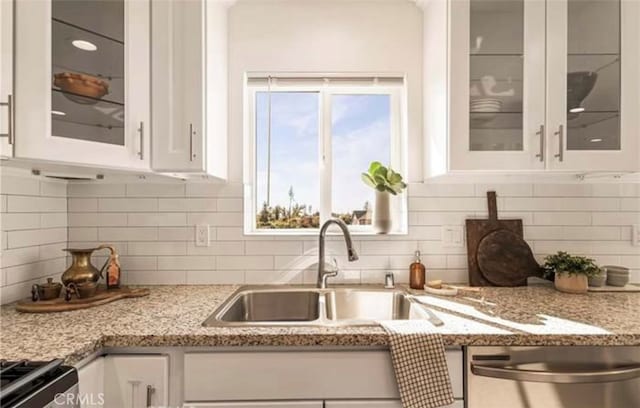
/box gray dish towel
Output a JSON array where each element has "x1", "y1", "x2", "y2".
[{"x1": 379, "y1": 320, "x2": 455, "y2": 408}]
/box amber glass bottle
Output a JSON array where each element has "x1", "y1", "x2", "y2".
[{"x1": 409, "y1": 250, "x2": 426, "y2": 289}]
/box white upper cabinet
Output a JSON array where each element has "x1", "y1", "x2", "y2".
[
  {"x1": 546, "y1": 0, "x2": 639, "y2": 171},
  {"x1": 0, "y1": 0, "x2": 13, "y2": 158},
  {"x1": 151, "y1": 0, "x2": 229, "y2": 179},
  {"x1": 13, "y1": 0, "x2": 150, "y2": 170},
  {"x1": 442, "y1": 0, "x2": 639, "y2": 173},
  {"x1": 450, "y1": 0, "x2": 546, "y2": 171}
]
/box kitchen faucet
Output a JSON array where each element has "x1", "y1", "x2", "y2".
[{"x1": 317, "y1": 218, "x2": 359, "y2": 289}]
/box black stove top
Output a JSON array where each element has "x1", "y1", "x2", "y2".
[{"x1": 0, "y1": 359, "x2": 78, "y2": 408}]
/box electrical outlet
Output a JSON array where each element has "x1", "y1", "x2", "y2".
[
  {"x1": 195, "y1": 224, "x2": 210, "y2": 247},
  {"x1": 633, "y1": 225, "x2": 640, "y2": 247},
  {"x1": 442, "y1": 225, "x2": 464, "y2": 248}
]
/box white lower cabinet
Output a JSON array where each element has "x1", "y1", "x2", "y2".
[
  {"x1": 77, "y1": 356, "x2": 105, "y2": 408},
  {"x1": 184, "y1": 350, "x2": 463, "y2": 405},
  {"x1": 78, "y1": 355, "x2": 168, "y2": 408},
  {"x1": 104, "y1": 355, "x2": 168, "y2": 408},
  {"x1": 187, "y1": 403, "x2": 323, "y2": 408}
]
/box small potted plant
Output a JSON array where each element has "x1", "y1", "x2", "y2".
[
  {"x1": 543, "y1": 251, "x2": 601, "y2": 294},
  {"x1": 361, "y1": 161, "x2": 407, "y2": 234}
]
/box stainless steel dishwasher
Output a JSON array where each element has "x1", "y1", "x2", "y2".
[{"x1": 467, "y1": 346, "x2": 640, "y2": 408}]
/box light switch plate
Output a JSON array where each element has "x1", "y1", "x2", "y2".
[
  {"x1": 442, "y1": 225, "x2": 464, "y2": 248},
  {"x1": 195, "y1": 224, "x2": 210, "y2": 247},
  {"x1": 633, "y1": 224, "x2": 640, "y2": 247}
]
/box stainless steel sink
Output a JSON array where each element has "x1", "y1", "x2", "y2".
[
  {"x1": 325, "y1": 288, "x2": 413, "y2": 321},
  {"x1": 203, "y1": 285, "x2": 443, "y2": 327},
  {"x1": 217, "y1": 289, "x2": 320, "y2": 323}
]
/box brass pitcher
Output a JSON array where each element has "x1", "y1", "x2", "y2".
[{"x1": 61, "y1": 247, "x2": 109, "y2": 286}]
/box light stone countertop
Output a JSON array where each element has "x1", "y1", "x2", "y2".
[{"x1": 1, "y1": 284, "x2": 639, "y2": 365}]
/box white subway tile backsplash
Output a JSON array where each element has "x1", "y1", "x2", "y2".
[
  {"x1": 40, "y1": 180, "x2": 67, "y2": 197},
  {"x1": 126, "y1": 183, "x2": 185, "y2": 197},
  {"x1": 68, "y1": 183, "x2": 125, "y2": 197},
  {"x1": 620, "y1": 198, "x2": 640, "y2": 211},
  {"x1": 128, "y1": 241, "x2": 187, "y2": 256},
  {"x1": 217, "y1": 255, "x2": 274, "y2": 270},
  {"x1": 1, "y1": 174, "x2": 40, "y2": 196},
  {"x1": 504, "y1": 197, "x2": 620, "y2": 212},
  {"x1": 245, "y1": 241, "x2": 303, "y2": 255},
  {"x1": 592, "y1": 212, "x2": 640, "y2": 226},
  {"x1": 98, "y1": 227, "x2": 158, "y2": 242},
  {"x1": 157, "y1": 255, "x2": 215, "y2": 270},
  {"x1": 2, "y1": 213, "x2": 41, "y2": 230},
  {"x1": 68, "y1": 227, "x2": 98, "y2": 241},
  {"x1": 409, "y1": 183, "x2": 475, "y2": 197},
  {"x1": 40, "y1": 213, "x2": 67, "y2": 228},
  {"x1": 474, "y1": 183, "x2": 533, "y2": 197},
  {"x1": 99, "y1": 198, "x2": 158, "y2": 212},
  {"x1": 186, "y1": 241, "x2": 245, "y2": 256},
  {"x1": 187, "y1": 212, "x2": 243, "y2": 226},
  {"x1": 533, "y1": 212, "x2": 591, "y2": 226},
  {"x1": 216, "y1": 198, "x2": 243, "y2": 212},
  {"x1": 186, "y1": 269, "x2": 245, "y2": 284},
  {"x1": 4, "y1": 171, "x2": 638, "y2": 302},
  {"x1": 158, "y1": 227, "x2": 192, "y2": 241},
  {"x1": 127, "y1": 212, "x2": 187, "y2": 227},
  {"x1": 533, "y1": 184, "x2": 592, "y2": 197},
  {"x1": 68, "y1": 198, "x2": 98, "y2": 213}
]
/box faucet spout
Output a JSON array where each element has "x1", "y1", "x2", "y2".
[{"x1": 317, "y1": 218, "x2": 359, "y2": 289}]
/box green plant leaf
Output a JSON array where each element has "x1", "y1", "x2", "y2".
[
  {"x1": 368, "y1": 161, "x2": 382, "y2": 175},
  {"x1": 361, "y1": 173, "x2": 377, "y2": 188}
]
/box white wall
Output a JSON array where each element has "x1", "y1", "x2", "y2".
[{"x1": 228, "y1": 0, "x2": 424, "y2": 182}]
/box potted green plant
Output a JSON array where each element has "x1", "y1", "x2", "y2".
[
  {"x1": 361, "y1": 161, "x2": 407, "y2": 234},
  {"x1": 543, "y1": 251, "x2": 601, "y2": 294}
]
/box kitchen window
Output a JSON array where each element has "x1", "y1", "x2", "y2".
[{"x1": 244, "y1": 75, "x2": 407, "y2": 234}]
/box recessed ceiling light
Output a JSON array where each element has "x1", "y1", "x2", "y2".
[
  {"x1": 72, "y1": 40, "x2": 97, "y2": 51},
  {"x1": 51, "y1": 110, "x2": 66, "y2": 116},
  {"x1": 570, "y1": 107, "x2": 585, "y2": 113},
  {"x1": 590, "y1": 138, "x2": 603, "y2": 143}
]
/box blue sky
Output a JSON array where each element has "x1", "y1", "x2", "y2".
[{"x1": 256, "y1": 91, "x2": 390, "y2": 215}]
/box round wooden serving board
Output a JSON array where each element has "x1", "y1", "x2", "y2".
[
  {"x1": 16, "y1": 286, "x2": 150, "y2": 313},
  {"x1": 477, "y1": 229, "x2": 542, "y2": 287}
]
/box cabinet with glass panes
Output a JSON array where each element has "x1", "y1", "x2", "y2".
[
  {"x1": 447, "y1": 0, "x2": 639, "y2": 172},
  {"x1": 13, "y1": 0, "x2": 150, "y2": 170}
]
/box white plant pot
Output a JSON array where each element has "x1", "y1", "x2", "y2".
[
  {"x1": 373, "y1": 190, "x2": 392, "y2": 234},
  {"x1": 554, "y1": 273, "x2": 588, "y2": 294}
]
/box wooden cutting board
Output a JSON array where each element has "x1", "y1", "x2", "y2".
[
  {"x1": 16, "y1": 286, "x2": 150, "y2": 313},
  {"x1": 466, "y1": 192, "x2": 542, "y2": 286}
]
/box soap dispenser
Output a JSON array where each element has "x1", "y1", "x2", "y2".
[{"x1": 409, "y1": 250, "x2": 426, "y2": 289}]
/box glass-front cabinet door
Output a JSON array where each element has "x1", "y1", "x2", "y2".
[
  {"x1": 547, "y1": 0, "x2": 639, "y2": 171},
  {"x1": 13, "y1": 0, "x2": 150, "y2": 170},
  {"x1": 450, "y1": 0, "x2": 546, "y2": 170}
]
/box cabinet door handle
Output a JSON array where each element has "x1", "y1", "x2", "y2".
[
  {"x1": 138, "y1": 122, "x2": 144, "y2": 160},
  {"x1": 146, "y1": 384, "x2": 155, "y2": 407},
  {"x1": 189, "y1": 123, "x2": 195, "y2": 162},
  {"x1": 0, "y1": 94, "x2": 13, "y2": 144},
  {"x1": 553, "y1": 124, "x2": 564, "y2": 162},
  {"x1": 535, "y1": 124, "x2": 544, "y2": 162}
]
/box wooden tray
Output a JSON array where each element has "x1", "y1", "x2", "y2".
[{"x1": 16, "y1": 286, "x2": 150, "y2": 313}]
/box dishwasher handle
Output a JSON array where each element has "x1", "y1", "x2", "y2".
[{"x1": 471, "y1": 362, "x2": 640, "y2": 384}]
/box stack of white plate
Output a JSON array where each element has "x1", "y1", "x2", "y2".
[{"x1": 470, "y1": 98, "x2": 503, "y2": 113}]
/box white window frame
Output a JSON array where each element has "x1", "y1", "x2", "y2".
[{"x1": 244, "y1": 77, "x2": 408, "y2": 235}]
